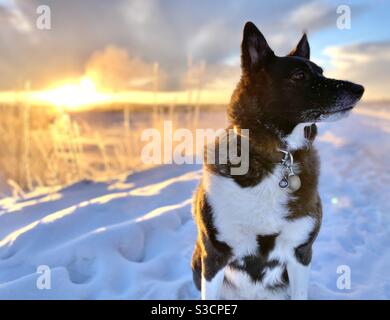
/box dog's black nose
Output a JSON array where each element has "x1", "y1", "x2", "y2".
[{"x1": 351, "y1": 83, "x2": 364, "y2": 96}]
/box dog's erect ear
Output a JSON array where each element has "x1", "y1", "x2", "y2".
[
  {"x1": 289, "y1": 33, "x2": 310, "y2": 59},
  {"x1": 241, "y1": 21, "x2": 274, "y2": 73}
]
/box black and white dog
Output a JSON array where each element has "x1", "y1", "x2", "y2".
[{"x1": 191, "y1": 22, "x2": 364, "y2": 300}]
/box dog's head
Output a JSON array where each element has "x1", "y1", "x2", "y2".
[{"x1": 230, "y1": 22, "x2": 364, "y2": 131}]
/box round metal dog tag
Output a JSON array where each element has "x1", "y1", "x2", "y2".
[{"x1": 287, "y1": 174, "x2": 301, "y2": 193}]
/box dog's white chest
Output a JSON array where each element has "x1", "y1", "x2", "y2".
[
  {"x1": 202, "y1": 166, "x2": 316, "y2": 299},
  {"x1": 203, "y1": 166, "x2": 291, "y2": 257}
]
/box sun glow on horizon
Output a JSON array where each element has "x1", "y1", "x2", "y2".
[
  {"x1": 32, "y1": 77, "x2": 112, "y2": 109},
  {"x1": 0, "y1": 76, "x2": 233, "y2": 108}
]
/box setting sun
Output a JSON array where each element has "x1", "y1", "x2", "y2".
[{"x1": 32, "y1": 77, "x2": 112, "y2": 109}]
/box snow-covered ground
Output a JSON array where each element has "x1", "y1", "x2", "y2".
[{"x1": 0, "y1": 104, "x2": 389, "y2": 299}]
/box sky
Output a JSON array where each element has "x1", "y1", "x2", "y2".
[{"x1": 0, "y1": 0, "x2": 389, "y2": 101}]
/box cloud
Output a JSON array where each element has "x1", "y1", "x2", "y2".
[
  {"x1": 287, "y1": 1, "x2": 335, "y2": 31},
  {"x1": 324, "y1": 41, "x2": 390, "y2": 100},
  {"x1": 85, "y1": 46, "x2": 164, "y2": 91},
  {"x1": 201, "y1": 63, "x2": 240, "y2": 92},
  {"x1": 0, "y1": 0, "x2": 375, "y2": 94},
  {"x1": 0, "y1": 5, "x2": 32, "y2": 34}
]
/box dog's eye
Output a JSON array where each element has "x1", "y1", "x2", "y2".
[{"x1": 291, "y1": 71, "x2": 305, "y2": 80}]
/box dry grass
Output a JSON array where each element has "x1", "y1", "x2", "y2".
[
  {"x1": 0, "y1": 60, "x2": 229, "y2": 196},
  {"x1": 0, "y1": 101, "x2": 226, "y2": 197}
]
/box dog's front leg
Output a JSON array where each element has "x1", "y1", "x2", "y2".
[
  {"x1": 201, "y1": 267, "x2": 225, "y2": 300},
  {"x1": 287, "y1": 258, "x2": 311, "y2": 300}
]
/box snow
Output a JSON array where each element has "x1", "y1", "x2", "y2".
[{"x1": 0, "y1": 104, "x2": 389, "y2": 299}]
